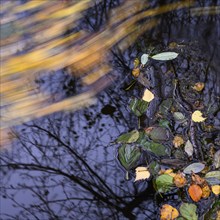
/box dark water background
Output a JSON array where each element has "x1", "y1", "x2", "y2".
[{"x1": 1, "y1": 0, "x2": 220, "y2": 219}]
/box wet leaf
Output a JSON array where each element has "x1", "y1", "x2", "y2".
[
  {"x1": 173, "y1": 112, "x2": 186, "y2": 121},
  {"x1": 118, "y1": 144, "x2": 141, "y2": 170},
  {"x1": 173, "y1": 135, "x2": 184, "y2": 148},
  {"x1": 133, "y1": 58, "x2": 140, "y2": 68},
  {"x1": 201, "y1": 185, "x2": 211, "y2": 198},
  {"x1": 205, "y1": 171, "x2": 220, "y2": 181},
  {"x1": 211, "y1": 185, "x2": 220, "y2": 195},
  {"x1": 141, "y1": 54, "x2": 149, "y2": 65},
  {"x1": 192, "y1": 82, "x2": 205, "y2": 92},
  {"x1": 213, "y1": 150, "x2": 220, "y2": 169},
  {"x1": 156, "y1": 174, "x2": 174, "y2": 193},
  {"x1": 188, "y1": 184, "x2": 202, "y2": 202},
  {"x1": 116, "y1": 130, "x2": 139, "y2": 144},
  {"x1": 134, "y1": 167, "x2": 150, "y2": 182},
  {"x1": 160, "y1": 204, "x2": 179, "y2": 220},
  {"x1": 205, "y1": 177, "x2": 220, "y2": 185},
  {"x1": 132, "y1": 68, "x2": 140, "y2": 77},
  {"x1": 159, "y1": 119, "x2": 170, "y2": 129},
  {"x1": 142, "y1": 89, "x2": 154, "y2": 102},
  {"x1": 141, "y1": 141, "x2": 169, "y2": 156},
  {"x1": 183, "y1": 163, "x2": 205, "y2": 174},
  {"x1": 129, "y1": 97, "x2": 149, "y2": 117},
  {"x1": 159, "y1": 99, "x2": 173, "y2": 115},
  {"x1": 184, "y1": 140, "x2": 193, "y2": 157},
  {"x1": 191, "y1": 110, "x2": 206, "y2": 122},
  {"x1": 148, "y1": 161, "x2": 160, "y2": 176},
  {"x1": 191, "y1": 173, "x2": 205, "y2": 185},
  {"x1": 179, "y1": 203, "x2": 198, "y2": 220},
  {"x1": 145, "y1": 127, "x2": 169, "y2": 142},
  {"x1": 123, "y1": 79, "x2": 137, "y2": 91},
  {"x1": 173, "y1": 173, "x2": 187, "y2": 188},
  {"x1": 151, "y1": 52, "x2": 178, "y2": 61}
]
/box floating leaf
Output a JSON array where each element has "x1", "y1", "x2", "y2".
[
  {"x1": 141, "y1": 54, "x2": 149, "y2": 65},
  {"x1": 173, "y1": 135, "x2": 184, "y2": 148},
  {"x1": 213, "y1": 150, "x2": 220, "y2": 169},
  {"x1": 132, "y1": 68, "x2": 140, "y2": 77},
  {"x1": 116, "y1": 130, "x2": 139, "y2": 144},
  {"x1": 141, "y1": 141, "x2": 168, "y2": 156},
  {"x1": 156, "y1": 174, "x2": 174, "y2": 193},
  {"x1": 211, "y1": 185, "x2": 220, "y2": 195},
  {"x1": 134, "y1": 167, "x2": 150, "y2": 182},
  {"x1": 142, "y1": 89, "x2": 154, "y2": 102},
  {"x1": 145, "y1": 127, "x2": 169, "y2": 142},
  {"x1": 160, "y1": 204, "x2": 179, "y2": 220},
  {"x1": 192, "y1": 82, "x2": 205, "y2": 92},
  {"x1": 201, "y1": 185, "x2": 211, "y2": 198},
  {"x1": 191, "y1": 110, "x2": 206, "y2": 122},
  {"x1": 183, "y1": 163, "x2": 205, "y2": 174},
  {"x1": 129, "y1": 97, "x2": 149, "y2": 117},
  {"x1": 188, "y1": 184, "x2": 202, "y2": 202},
  {"x1": 205, "y1": 171, "x2": 220, "y2": 180},
  {"x1": 173, "y1": 173, "x2": 187, "y2": 188},
  {"x1": 118, "y1": 144, "x2": 141, "y2": 170},
  {"x1": 179, "y1": 203, "x2": 198, "y2": 220},
  {"x1": 184, "y1": 140, "x2": 193, "y2": 157},
  {"x1": 151, "y1": 52, "x2": 178, "y2": 61},
  {"x1": 133, "y1": 58, "x2": 140, "y2": 68}
]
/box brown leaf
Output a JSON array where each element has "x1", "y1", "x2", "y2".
[
  {"x1": 173, "y1": 173, "x2": 187, "y2": 188},
  {"x1": 160, "y1": 204, "x2": 179, "y2": 220},
  {"x1": 188, "y1": 184, "x2": 202, "y2": 202},
  {"x1": 192, "y1": 82, "x2": 205, "y2": 92},
  {"x1": 191, "y1": 173, "x2": 205, "y2": 186}
]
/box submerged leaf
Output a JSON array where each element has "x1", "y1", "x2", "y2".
[
  {"x1": 188, "y1": 184, "x2": 202, "y2": 202},
  {"x1": 145, "y1": 127, "x2": 169, "y2": 142},
  {"x1": 173, "y1": 112, "x2": 186, "y2": 121},
  {"x1": 173, "y1": 135, "x2": 184, "y2": 148},
  {"x1": 118, "y1": 144, "x2": 141, "y2": 170},
  {"x1": 142, "y1": 89, "x2": 154, "y2": 102},
  {"x1": 129, "y1": 97, "x2": 149, "y2": 117},
  {"x1": 133, "y1": 58, "x2": 140, "y2": 68},
  {"x1": 141, "y1": 54, "x2": 149, "y2": 65},
  {"x1": 134, "y1": 167, "x2": 150, "y2": 182},
  {"x1": 184, "y1": 140, "x2": 193, "y2": 157},
  {"x1": 213, "y1": 150, "x2": 220, "y2": 169},
  {"x1": 151, "y1": 52, "x2": 178, "y2": 61},
  {"x1": 192, "y1": 82, "x2": 205, "y2": 92},
  {"x1": 179, "y1": 203, "x2": 198, "y2": 220},
  {"x1": 191, "y1": 110, "x2": 206, "y2": 122},
  {"x1": 160, "y1": 204, "x2": 179, "y2": 220},
  {"x1": 141, "y1": 141, "x2": 169, "y2": 156},
  {"x1": 116, "y1": 130, "x2": 139, "y2": 144},
  {"x1": 156, "y1": 174, "x2": 174, "y2": 193},
  {"x1": 183, "y1": 163, "x2": 205, "y2": 174},
  {"x1": 205, "y1": 171, "x2": 220, "y2": 180}
]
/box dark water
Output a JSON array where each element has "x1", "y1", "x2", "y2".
[{"x1": 1, "y1": 1, "x2": 220, "y2": 220}]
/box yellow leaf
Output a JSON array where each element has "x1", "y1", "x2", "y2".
[
  {"x1": 132, "y1": 68, "x2": 140, "y2": 77},
  {"x1": 211, "y1": 185, "x2": 220, "y2": 195},
  {"x1": 192, "y1": 82, "x2": 205, "y2": 92},
  {"x1": 192, "y1": 110, "x2": 206, "y2": 122},
  {"x1": 134, "y1": 167, "x2": 150, "y2": 182},
  {"x1": 142, "y1": 89, "x2": 154, "y2": 102},
  {"x1": 173, "y1": 173, "x2": 187, "y2": 188},
  {"x1": 133, "y1": 58, "x2": 140, "y2": 68},
  {"x1": 160, "y1": 204, "x2": 179, "y2": 220},
  {"x1": 173, "y1": 135, "x2": 184, "y2": 148}
]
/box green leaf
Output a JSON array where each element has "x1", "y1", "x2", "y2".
[
  {"x1": 116, "y1": 130, "x2": 139, "y2": 144},
  {"x1": 118, "y1": 144, "x2": 141, "y2": 170},
  {"x1": 151, "y1": 52, "x2": 178, "y2": 61},
  {"x1": 148, "y1": 161, "x2": 160, "y2": 176},
  {"x1": 205, "y1": 171, "x2": 220, "y2": 180},
  {"x1": 123, "y1": 79, "x2": 137, "y2": 91},
  {"x1": 179, "y1": 203, "x2": 198, "y2": 220},
  {"x1": 173, "y1": 112, "x2": 186, "y2": 121},
  {"x1": 141, "y1": 54, "x2": 149, "y2": 65},
  {"x1": 183, "y1": 163, "x2": 205, "y2": 174},
  {"x1": 129, "y1": 97, "x2": 149, "y2": 117},
  {"x1": 159, "y1": 99, "x2": 173, "y2": 115},
  {"x1": 145, "y1": 127, "x2": 169, "y2": 142},
  {"x1": 158, "y1": 119, "x2": 170, "y2": 129},
  {"x1": 155, "y1": 174, "x2": 174, "y2": 193}
]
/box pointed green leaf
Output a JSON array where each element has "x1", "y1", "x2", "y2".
[
  {"x1": 155, "y1": 174, "x2": 174, "y2": 193},
  {"x1": 116, "y1": 130, "x2": 139, "y2": 144},
  {"x1": 129, "y1": 97, "x2": 148, "y2": 117},
  {"x1": 179, "y1": 203, "x2": 198, "y2": 220}
]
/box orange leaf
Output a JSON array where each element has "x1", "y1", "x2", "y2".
[
  {"x1": 188, "y1": 184, "x2": 202, "y2": 202},
  {"x1": 160, "y1": 204, "x2": 179, "y2": 220},
  {"x1": 173, "y1": 173, "x2": 187, "y2": 188}
]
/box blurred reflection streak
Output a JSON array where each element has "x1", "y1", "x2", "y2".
[
  {"x1": 190, "y1": 6, "x2": 220, "y2": 16},
  {"x1": 0, "y1": 0, "x2": 192, "y2": 146}
]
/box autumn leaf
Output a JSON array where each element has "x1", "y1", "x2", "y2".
[
  {"x1": 188, "y1": 184, "x2": 202, "y2": 202},
  {"x1": 191, "y1": 173, "x2": 206, "y2": 185},
  {"x1": 133, "y1": 58, "x2": 140, "y2": 68},
  {"x1": 132, "y1": 68, "x2": 140, "y2": 77},
  {"x1": 134, "y1": 166, "x2": 150, "y2": 182},
  {"x1": 211, "y1": 185, "x2": 220, "y2": 195},
  {"x1": 201, "y1": 185, "x2": 211, "y2": 198},
  {"x1": 160, "y1": 204, "x2": 179, "y2": 220},
  {"x1": 191, "y1": 110, "x2": 206, "y2": 122},
  {"x1": 173, "y1": 172, "x2": 187, "y2": 188},
  {"x1": 192, "y1": 82, "x2": 205, "y2": 92},
  {"x1": 142, "y1": 89, "x2": 155, "y2": 102},
  {"x1": 173, "y1": 135, "x2": 184, "y2": 148}
]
